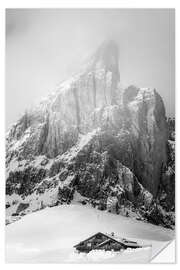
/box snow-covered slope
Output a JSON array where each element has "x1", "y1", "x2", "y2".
[{"x1": 6, "y1": 203, "x2": 174, "y2": 263}]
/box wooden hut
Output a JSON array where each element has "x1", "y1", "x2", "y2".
[{"x1": 74, "y1": 232, "x2": 142, "y2": 253}]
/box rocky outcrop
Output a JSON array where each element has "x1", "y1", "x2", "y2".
[
  {"x1": 167, "y1": 117, "x2": 175, "y2": 141},
  {"x1": 16, "y1": 203, "x2": 29, "y2": 214},
  {"x1": 124, "y1": 87, "x2": 168, "y2": 196},
  {"x1": 6, "y1": 40, "x2": 174, "y2": 228}
]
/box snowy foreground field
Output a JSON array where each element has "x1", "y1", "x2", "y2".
[{"x1": 6, "y1": 203, "x2": 174, "y2": 263}]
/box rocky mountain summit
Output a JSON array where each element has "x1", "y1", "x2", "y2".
[{"x1": 6, "y1": 40, "x2": 175, "y2": 228}]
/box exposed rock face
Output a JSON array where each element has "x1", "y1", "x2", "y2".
[
  {"x1": 167, "y1": 117, "x2": 175, "y2": 141},
  {"x1": 6, "y1": 40, "x2": 174, "y2": 228},
  {"x1": 124, "y1": 86, "x2": 168, "y2": 196}
]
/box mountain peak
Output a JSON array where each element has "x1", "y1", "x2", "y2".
[{"x1": 88, "y1": 40, "x2": 120, "y2": 77}]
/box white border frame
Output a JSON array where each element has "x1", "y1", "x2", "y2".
[{"x1": 0, "y1": 1, "x2": 179, "y2": 269}]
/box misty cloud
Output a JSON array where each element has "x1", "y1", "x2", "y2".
[{"x1": 6, "y1": 9, "x2": 175, "y2": 128}]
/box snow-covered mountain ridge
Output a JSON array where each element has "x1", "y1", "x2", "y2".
[{"x1": 6, "y1": 40, "x2": 175, "y2": 228}]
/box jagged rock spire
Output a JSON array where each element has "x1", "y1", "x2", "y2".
[{"x1": 87, "y1": 40, "x2": 120, "y2": 80}]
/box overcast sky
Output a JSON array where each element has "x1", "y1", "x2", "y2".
[{"x1": 6, "y1": 9, "x2": 175, "y2": 128}]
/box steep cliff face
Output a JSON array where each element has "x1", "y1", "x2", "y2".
[
  {"x1": 157, "y1": 121, "x2": 175, "y2": 212},
  {"x1": 124, "y1": 87, "x2": 168, "y2": 196},
  {"x1": 6, "y1": 40, "x2": 174, "y2": 228}
]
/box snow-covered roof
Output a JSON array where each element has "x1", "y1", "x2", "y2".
[{"x1": 74, "y1": 232, "x2": 142, "y2": 248}]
